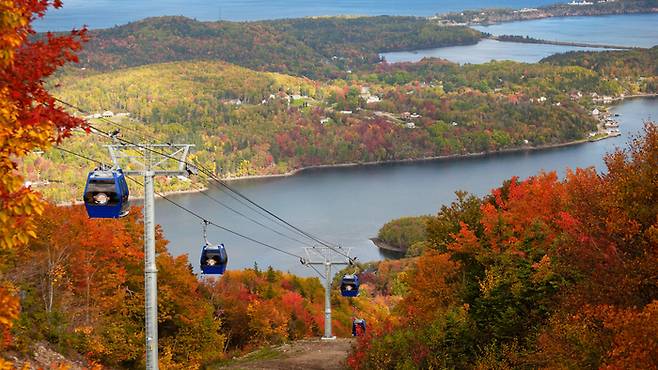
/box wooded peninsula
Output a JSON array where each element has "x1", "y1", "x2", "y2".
[{"x1": 432, "y1": 0, "x2": 658, "y2": 25}]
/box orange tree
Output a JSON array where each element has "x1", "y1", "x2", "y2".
[{"x1": 0, "y1": 0, "x2": 86, "y2": 365}]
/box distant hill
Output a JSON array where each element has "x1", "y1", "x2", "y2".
[
  {"x1": 434, "y1": 0, "x2": 658, "y2": 25},
  {"x1": 75, "y1": 15, "x2": 482, "y2": 78}
]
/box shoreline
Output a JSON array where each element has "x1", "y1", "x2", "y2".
[
  {"x1": 610, "y1": 93, "x2": 658, "y2": 102},
  {"x1": 55, "y1": 98, "x2": 656, "y2": 204},
  {"x1": 239, "y1": 94, "x2": 652, "y2": 185},
  {"x1": 54, "y1": 137, "x2": 599, "y2": 205},
  {"x1": 57, "y1": 137, "x2": 599, "y2": 206},
  {"x1": 221, "y1": 137, "x2": 597, "y2": 183},
  {"x1": 369, "y1": 238, "x2": 406, "y2": 255},
  {"x1": 431, "y1": 4, "x2": 658, "y2": 27},
  {"x1": 470, "y1": 10, "x2": 658, "y2": 27}
]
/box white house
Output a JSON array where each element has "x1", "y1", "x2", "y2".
[
  {"x1": 592, "y1": 108, "x2": 600, "y2": 116},
  {"x1": 366, "y1": 96, "x2": 381, "y2": 104}
]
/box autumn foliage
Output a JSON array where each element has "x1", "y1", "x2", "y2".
[
  {"x1": 4, "y1": 203, "x2": 395, "y2": 367},
  {"x1": 6, "y1": 205, "x2": 224, "y2": 368},
  {"x1": 0, "y1": 0, "x2": 87, "y2": 250},
  {"x1": 348, "y1": 123, "x2": 658, "y2": 369},
  {"x1": 0, "y1": 1, "x2": 87, "y2": 367}
]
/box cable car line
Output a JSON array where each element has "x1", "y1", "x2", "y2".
[
  {"x1": 205, "y1": 180, "x2": 340, "y2": 250},
  {"x1": 199, "y1": 166, "x2": 352, "y2": 257},
  {"x1": 55, "y1": 146, "x2": 105, "y2": 166},
  {"x1": 195, "y1": 171, "x2": 342, "y2": 253},
  {"x1": 55, "y1": 98, "x2": 354, "y2": 262},
  {"x1": 63, "y1": 108, "x2": 337, "y2": 252},
  {"x1": 88, "y1": 125, "x2": 354, "y2": 261},
  {"x1": 191, "y1": 185, "x2": 316, "y2": 248},
  {"x1": 55, "y1": 147, "x2": 326, "y2": 279},
  {"x1": 85, "y1": 123, "x2": 321, "y2": 249},
  {"x1": 80, "y1": 126, "x2": 312, "y2": 246},
  {"x1": 84, "y1": 114, "x2": 343, "y2": 253},
  {"x1": 308, "y1": 264, "x2": 326, "y2": 280},
  {"x1": 125, "y1": 175, "x2": 306, "y2": 260},
  {"x1": 55, "y1": 145, "x2": 308, "y2": 262}
]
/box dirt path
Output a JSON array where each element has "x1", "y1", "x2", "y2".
[{"x1": 221, "y1": 338, "x2": 354, "y2": 370}]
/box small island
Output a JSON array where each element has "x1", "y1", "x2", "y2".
[{"x1": 371, "y1": 216, "x2": 432, "y2": 257}]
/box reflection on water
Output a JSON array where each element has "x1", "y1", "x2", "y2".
[
  {"x1": 156, "y1": 99, "x2": 656, "y2": 278},
  {"x1": 378, "y1": 248, "x2": 406, "y2": 260}
]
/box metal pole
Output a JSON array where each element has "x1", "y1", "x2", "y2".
[
  {"x1": 107, "y1": 143, "x2": 193, "y2": 369},
  {"x1": 323, "y1": 261, "x2": 335, "y2": 340},
  {"x1": 144, "y1": 147, "x2": 159, "y2": 369},
  {"x1": 303, "y1": 246, "x2": 351, "y2": 341}
]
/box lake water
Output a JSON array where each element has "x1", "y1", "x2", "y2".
[
  {"x1": 382, "y1": 13, "x2": 658, "y2": 64},
  {"x1": 381, "y1": 39, "x2": 600, "y2": 64},
  {"x1": 155, "y1": 98, "x2": 657, "y2": 277},
  {"x1": 474, "y1": 13, "x2": 658, "y2": 48},
  {"x1": 36, "y1": 0, "x2": 560, "y2": 32}
]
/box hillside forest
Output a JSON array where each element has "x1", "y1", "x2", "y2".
[{"x1": 29, "y1": 43, "x2": 658, "y2": 202}]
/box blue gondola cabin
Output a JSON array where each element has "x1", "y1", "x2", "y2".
[
  {"x1": 340, "y1": 274, "x2": 359, "y2": 297},
  {"x1": 83, "y1": 168, "x2": 130, "y2": 219},
  {"x1": 200, "y1": 243, "x2": 228, "y2": 275},
  {"x1": 352, "y1": 319, "x2": 366, "y2": 336}
]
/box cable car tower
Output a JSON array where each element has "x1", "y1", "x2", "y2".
[
  {"x1": 106, "y1": 143, "x2": 194, "y2": 370},
  {"x1": 303, "y1": 246, "x2": 353, "y2": 340}
]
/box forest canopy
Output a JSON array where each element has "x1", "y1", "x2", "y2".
[{"x1": 72, "y1": 15, "x2": 482, "y2": 79}]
